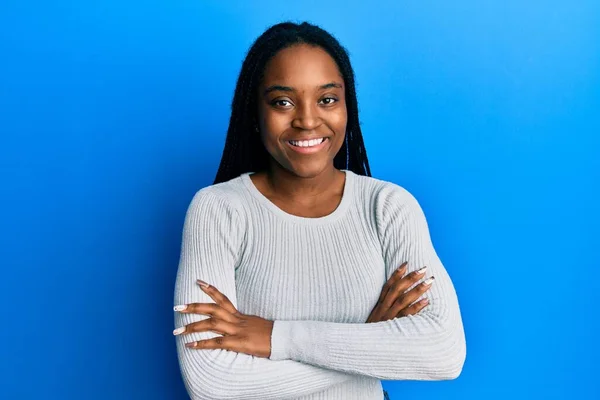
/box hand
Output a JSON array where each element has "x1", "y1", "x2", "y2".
[
  {"x1": 173, "y1": 280, "x2": 274, "y2": 358},
  {"x1": 366, "y1": 262, "x2": 435, "y2": 323}
]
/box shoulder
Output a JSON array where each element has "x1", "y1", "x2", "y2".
[
  {"x1": 350, "y1": 172, "x2": 429, "y2": 239},
  {"x1": 180, "y1": 177, "x2": 248, "y2": 250},
  {"x1": 186, "y1": 175, "x2": 247, "y2": 220},
  {"x1": 351, "y1": 172, "x2": 422, "y2": 214}
]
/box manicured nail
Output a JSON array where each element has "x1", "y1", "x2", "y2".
[
  {"x1": 416, "y1": 267, "x2": 427, "y2": 275},
  {"x1": 423, "y1": 277, "x2": 435, "y2": 286},
  {"x1": 173, "y1": 327, "x2": 185, "y2": 335},
  {"x1": 173, "y1": 304, "x2": 188, "y2": 312},
  {"x1": 185, "y1": 342, "x2": 197, "y2": 348},
  {"x1": 420, "y1": 298, "x2": 429, "y2": 305},
  {"x1": 396, "y1": 262, "x2": 408, "y2": 273},
  {"x1": 197, "y1": 279, "x2": 209, "y2": 288}
]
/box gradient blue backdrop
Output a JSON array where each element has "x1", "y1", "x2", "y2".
[{"x1": 1, "y1": 1, "x2": 598, "y2": 399}]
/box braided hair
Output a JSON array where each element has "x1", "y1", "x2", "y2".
[{"x1": 213, "y1": 21, "x2": 371, "y2": 184}]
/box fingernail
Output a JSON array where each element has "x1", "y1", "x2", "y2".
[
  {"x1": 173, "y1": 304, "x2": 188, "y2": 312},
  {"x1": 185, "y1": 342, "x2": 197, "y2": 348},
  {"x1": 420, "y1": 298, "x2": 429, "y2": 305},
  {"x1": 416, "y1": 267, "x2": 427, "y2": 275},
  {"x1": 173, "y1": 327, "x2": 185, "y2": 335},
  {"x1": 423, "y1": 277, "x2": 435, "y2": 285},
  {"x1": 197, "y1": 279, "x2": 209, "y2": 288}
]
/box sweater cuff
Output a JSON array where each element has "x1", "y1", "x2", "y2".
[
  {"x1": 269, "y1": 320, "x2": 294, "y2": 360},
  {"x1": 269, "y1": 320, "x2": 326, "y2": 363}
]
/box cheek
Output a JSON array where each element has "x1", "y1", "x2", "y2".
[
  {"x1": 329, "y1": 107, "x2": 348, "y2": 142},
  {"x1": 258, "y1": 118, "x2": 287, "y2": 159},
  {"x1": 328, "y1": 101, "x2": 348, "y2": 129},
  {"x1": 261, "y1": 117, "x2": 288, "y2": 151},
  {"x1": 257, "y1": 107, "x2": 278, "y2": 147},
  {"x1": 261, "y1": 133, "x2": 279, "y2": 155},
  {"x1": 263, "y1": 114, "x2": 289, "y2": 135}
]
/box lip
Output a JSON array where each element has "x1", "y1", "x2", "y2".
[{"x1": 285, "y1": 137, "x2": 329, "y2": 154}]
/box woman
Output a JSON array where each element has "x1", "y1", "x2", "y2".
[{"x1": 173, "y1": 21, "x2": 466, "y2": 400}]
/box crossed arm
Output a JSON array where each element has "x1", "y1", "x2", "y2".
[{"x1": 173, "y1": 187, "x2": 466, "y2": 399}]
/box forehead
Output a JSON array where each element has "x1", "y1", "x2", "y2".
[{"x1": 262, "y1": 44, "x2": 343, "y2": 86}]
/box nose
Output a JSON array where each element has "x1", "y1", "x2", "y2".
[{"x1": 291, "y1": 102, "x2": 321, "y2": 131}]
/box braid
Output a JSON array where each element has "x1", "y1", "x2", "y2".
[{"x1": 213, "y1": 21, "x2": 371, "y2": 184}]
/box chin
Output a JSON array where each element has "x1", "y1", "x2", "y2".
[{"x1": 284, "y1": 162, "x2": 333, "y2": 179}]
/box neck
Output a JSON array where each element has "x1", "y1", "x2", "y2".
[{"x1": 264, "y1": 164, "x2": 342, "y2": 201}]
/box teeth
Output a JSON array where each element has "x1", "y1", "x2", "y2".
[{"x1": 289, "y1": 138, "x2": 325, "y2": 147}]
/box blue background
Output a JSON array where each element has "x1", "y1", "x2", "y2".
[{"x1": 1, "y1": 1, "x2": 598, "y2": 399}]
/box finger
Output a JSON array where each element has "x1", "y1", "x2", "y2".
[
  {"x1": 396, "y1": 298, "x2": 429, "y2": 318},
  {"x1": 185, "y1": 335, "x2": 236, "y2": 351},
  {"x1": 369, "y1": 263, "x2": 408, "y2": 323},
  {"x1": 382, "y1": 267, "x2": 428, "y2": 308},
  {"x1": 379, "y1": 262, "x2": 408, "y2": 304},
  {"x1": 197, "y1": 280, "x2": 239, "y2": 315},
  {"x1": 179, "y1": 302, "x2": 238, "y2": 323},
  {"x1": 394, "y1": 276, "x2": 435, "y2": 310},
  {"x1": 386, "y1": 277, "x2": 435, "y2": 318},
  {"x1": 176, "y1": 317, "x2": 238, "y2": 337}
]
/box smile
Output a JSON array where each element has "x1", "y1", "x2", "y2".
[{"x1": 286, "y1": 138, "x2": 328, "y2": 154}]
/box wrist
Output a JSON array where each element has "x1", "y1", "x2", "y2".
[{"x1": 269, "y1": 320, "x2": 294, "y2": 360}]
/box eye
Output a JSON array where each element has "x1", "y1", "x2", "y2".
[
  {"x1": 271, "y1": 99, "x2": 293, "y2": 108},
  {"x1": 319, "y1": 97, "x2": 338, "y2": 106}
]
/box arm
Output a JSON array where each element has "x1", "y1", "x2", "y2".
[
  {"x1": 173, "y1": 189, "x2": 355, "y2": 400},
  {"x1": 268, "y1": 184, "x2": 467, "y2": 380}
]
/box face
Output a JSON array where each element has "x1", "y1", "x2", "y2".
[{"x1": 257, "y1": 44, "x2": 347, "y2": 178}]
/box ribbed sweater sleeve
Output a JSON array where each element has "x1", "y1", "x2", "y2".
[
  {"x1": 268, "y1": 183, "x2": 467, "y2": 380},
  {"x1": 173, "y1": 189, "x2": 354, "y2": 400}
]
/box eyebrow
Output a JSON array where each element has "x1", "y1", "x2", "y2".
[{"x1": 263, "y1": 82, "x2": 343, "y2": 95}]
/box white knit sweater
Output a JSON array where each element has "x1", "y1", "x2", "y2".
[{"x1": 173, "y1": 170, "x2": 466, "y2": 399}]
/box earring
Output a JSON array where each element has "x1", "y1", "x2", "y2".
[{"x1": 255, "y1": 125, "x2": 260, "y2": 133}]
